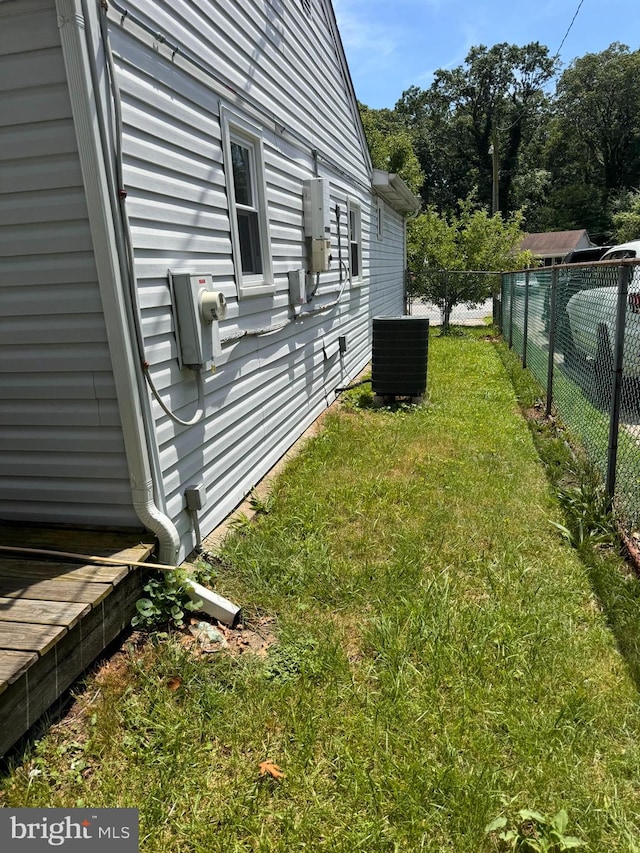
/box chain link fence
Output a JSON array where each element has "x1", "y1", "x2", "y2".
[
  {"x1": 408, "y1": 271, "x2": 500, "y2": 328},
  {"x1": 499, "y1": 260, "x2": 640, "y2": 536}
]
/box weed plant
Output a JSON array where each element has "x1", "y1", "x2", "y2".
[
  {"x1": 131, "y1": 569, "x2": 202, "y2": 631},
  {"x1": 3, "y1": 328, "x2": 640, "y2": 851}
]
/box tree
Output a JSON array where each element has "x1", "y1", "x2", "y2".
[
  {"x1": 407, "y1": 195, "x2": 532, "y2": 332},
  {"x1": 395, "y1": 84, "x2": 471, "y2": 213},
  {"x1": 397, "y1": 43, "x2": 557, "y2": 216},
  {"x1": 362, "y1": 41, "x2": 640, "y2": 241},
  {"x1": 611, "y1": 190, "x2": 640, "y2": 243},
  {"x1": 555, "y1": 44, "x2": 640, "y2": 205},
  {"x1": 526, "y1": 114, "x2": 611, "y2": 235},
  {"x1": 358, "y1": 103, "x2": 424, "y2": 195}
]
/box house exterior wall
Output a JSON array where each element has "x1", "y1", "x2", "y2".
[
  {"x1": 104, "y1": 0, "x2": 408, "y2": 558},
  {"x1": 0, "y1": 0, "x2": 409, "y2": 556},
  {"x1": 369, "y1": 204, "x2": 407, "y2": 320},
  {"x1": 0, "y1": 0, "x2": 138, "y2": 527}
]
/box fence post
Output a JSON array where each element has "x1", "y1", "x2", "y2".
[
  {"x1": 404, "y1": 269, "x2": 411, "y2": 315},
  {"x1": 606, "y1": 264, "x2": 631, "y2": 498},
  {"x1": 497, "y1": 273, "x2": 502, "y2": 329},
  {"x1": 522, "y1": 269, "x2": 530, "y2": 369},
  {"x1": 508, "y1": 274, "x2": 514, "y2": 348},
  {"x1": 545, "y1": 268, "x2": 558, "y2": 418}
]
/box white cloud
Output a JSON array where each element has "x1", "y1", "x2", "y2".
[{"x1": 332, "y1": 0, "x2": 400, "y2": 59}]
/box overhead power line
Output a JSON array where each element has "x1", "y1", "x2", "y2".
[{"x1": 554, "y1": 0, "x2": 586, "y2": 60}]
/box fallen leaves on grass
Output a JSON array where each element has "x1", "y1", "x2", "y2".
[{"x1": 258, "y1": 761, "x2": 285, "y2": 780}]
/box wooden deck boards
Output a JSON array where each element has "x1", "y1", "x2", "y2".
[
  {"x1": 0, "y1": 622, "x2": 68, "y2": 655},
  {"x1": 0, "y1": 578, "x2": 112, "y2": 605},
  {"x1": 0, "y1": 524, "x2": 154, "y2": 756},
  {"x1": 0, "y1": 557, "x2": 132, "y2": 585},
  {"x1": 0, "y1": 651, "x2": 38, "y2": 696}
]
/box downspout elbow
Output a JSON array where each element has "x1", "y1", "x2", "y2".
[{"x1": 131, "y1": 481, "x2": 180, "y2": 565}]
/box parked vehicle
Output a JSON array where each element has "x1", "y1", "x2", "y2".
[
  {"x1": 563, "y1": 246, "x2": 613, "y2": 264},
  {"x1": 599, "y1": 240, "x2": 640, "y2": 261},
  {"x1": 564, "y1": 241, "x2": 640, "y2": 399}
]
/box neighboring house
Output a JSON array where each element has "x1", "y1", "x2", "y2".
[
  {"x1": 521, "y1": 229, "x2": 595, "y2": 266},
  {"x1": 0, "y1": 0, "x2": 419, "y2": 564}
]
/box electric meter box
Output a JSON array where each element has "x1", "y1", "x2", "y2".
[
  {"x1": 170, "y1": 271, "x2": 225, "y2": 370},
  {"x1": 303, "y1": 178, "x2": 332, "y2": 273}
]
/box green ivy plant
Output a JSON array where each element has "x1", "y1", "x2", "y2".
[
  {"x1": 485, "y1": 809, "x2": 585, "y2": 852},
  {"x1": 132, "y1": 569, "x2": 201, "y2": 631}
]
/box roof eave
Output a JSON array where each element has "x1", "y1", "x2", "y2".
[{"x1": 372, "y1": 169, "x2": 421, "y2": 214}]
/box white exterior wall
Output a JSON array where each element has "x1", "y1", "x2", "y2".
[
  {"x1": 369, "y1": 203, "x2": 408, "y2": 320},
  {"x1": 0, "y1": 0, "x2": 138, "y2": 527},
  {"x1": 0, "y1": 0, "x2": 408, "y2": 554},
  {"x1": 106, "y1": 0, "x2": 407, "y2": 558}
]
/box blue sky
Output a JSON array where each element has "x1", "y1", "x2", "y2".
[{"x1": 333, "y1": 0, "x2": 638, "y2": 109}]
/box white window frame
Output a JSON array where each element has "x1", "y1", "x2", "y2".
[
  {"x1": 221, "y1": 105, "x2": 273, "y2": 298},
  {"x1": 347, "y1": 198, "x2": 363, "y2": 284}
]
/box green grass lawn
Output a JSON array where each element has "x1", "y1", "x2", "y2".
[{"x1": 3, "y1": 329, "x2": 640, "y2": 852}]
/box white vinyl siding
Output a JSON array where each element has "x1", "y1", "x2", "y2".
[
  {"x1": 103, "y1": 0, "x2": 405, "y2": 559},
  {"x1": 1, "y1": 0, "x2": 407, "y2": 556},
  {"x1": 369, "y1": 200, "x2": 407, "y2": 319},
  {"x1": 0, "y1": 0, "x2": 137, "y2": 527},
  {"x1": 112, "y1": 0, "x2": 370, "y2": 187}
]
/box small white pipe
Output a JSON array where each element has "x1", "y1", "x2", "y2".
[{"x1": 185, "y1": 579, "x2": 242, "y2": 628}]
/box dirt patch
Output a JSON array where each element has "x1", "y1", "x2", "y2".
[
  {"x1": 620, "y1": 530, "x2": 640, "y2": 578},
  {"x1": 178, "y1": 615, "x2": 277, "y2": 659},
  {"x1": 523, "y1": 401, "x2": 548, "y2": 423}
]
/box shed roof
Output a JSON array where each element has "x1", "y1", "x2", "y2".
[{"x1": 520, "y1": 229, "x2": 593, "y2": 257}]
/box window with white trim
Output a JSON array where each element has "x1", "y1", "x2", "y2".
[
  {"x1": 348, "y1": 199, "x2": 362, "y2": 282},
  {"x1": 221, "y1": 107, "x2": 273, "y2": 297}
]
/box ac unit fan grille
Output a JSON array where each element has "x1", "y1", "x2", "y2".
[{"x1": 371, "y1": 317, "x2": 429, "y2": 396}]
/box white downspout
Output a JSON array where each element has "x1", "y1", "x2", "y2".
[{"x1": 55, "y1": 0, "x2": 180, "y2": 563}]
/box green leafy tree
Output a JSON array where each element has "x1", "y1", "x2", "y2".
[
  {"x1": 555, "y1": 44, "x2": 640, "y2": 202},
  {"x1": 362, "y1": 41, "x2": 640, "y2": 240},
  {"x1": 531, "y1": 115, "x2": 611, "y2": 235},
  {"x1": 537, "y1": 43, "x2": 640, "y2": 236},
  {"x1": 397, "y1": 43, "x2": 557, "y2": 216},
  {"x1": 611, "y1": 189, "x2": 640, "y2": 243},
  {"x1": 408, "y1": 194, "x2": 532, "y2": 332},
  {"x1": 358, "y1": 103, "x2": 424, "y2": 195},
  {"x1": 395, "y1": 84, "x2": 471, "y2": 212}
]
